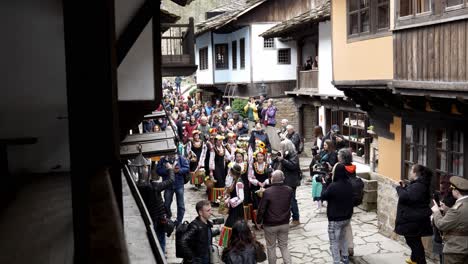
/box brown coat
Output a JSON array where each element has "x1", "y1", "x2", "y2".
[{"x1": 257, "y1": 183, "x2": 293, "y2": 226}]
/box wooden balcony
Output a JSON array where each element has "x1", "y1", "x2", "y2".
[
  {"x1": 298, "y1": 69, "x2": 319, "y2": 92},
  {"x1": 162, "y1": 18, "x2": 197, "y2": 77}
]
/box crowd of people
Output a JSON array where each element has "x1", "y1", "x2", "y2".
[{"x1": 136, "y1": 87, "x2": 468, "y2": 264}]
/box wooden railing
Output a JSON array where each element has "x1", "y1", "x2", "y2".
[
  {"x1": 299, "y1": 70, "x2": 319, "y2": 89},
  {"x1": 161, "y1": 17, "x2": 195, "y2": 66}
]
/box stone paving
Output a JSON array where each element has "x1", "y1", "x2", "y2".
[{"x1": 165, "y1": 178, "x2": 437, "y2": 264}]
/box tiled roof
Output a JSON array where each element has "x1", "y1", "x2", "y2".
[
  {"x1": 195, "y1": 0, "x2": 267, "y2": 36},
  {"x1": 260, "y1": 0, "x2": 330, "y2": 38}
]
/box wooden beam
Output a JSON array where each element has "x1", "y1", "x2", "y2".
[
  {"x1": 62, "y1": 0, "x2": 125, "y2": 262},
  {"x1": 153, "y1": 1, "x2": 163, "y2": 105},
  {"x1": 116, "y1": 1, "x2": 152, "y2": 66}
]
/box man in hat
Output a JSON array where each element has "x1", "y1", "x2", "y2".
[
  {"x1": 322, "y1": 124, "x2": 345, "y2": 150},
  {"x1": 432, "y1": 176, "x2": 468, "y2": 264}
]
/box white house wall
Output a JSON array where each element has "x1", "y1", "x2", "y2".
[
  {"x1": 318, "y1": 20, "x2": 341, "y2": 96},
  {"x1": 195, "y1": 32, "x2": 214, "y2": 85},
  {"x1": 251, "y1": 24, "x2": 297, "y2": 82},
  {"x1": 213, "y1": 27, "x2": 251, "y2": 84},
  {"x1": 0, "y1": 0, "x2": 70, "y2": 173},
  {"x1": 115, "y1": 0, "x2": 155, "y2": 101},
  {"x1": 117, "y1": 20, "x2": 155, "y2": 101}
]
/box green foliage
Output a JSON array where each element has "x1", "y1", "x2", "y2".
[
  {"x1": 231, "y1": 98, "x2": 248, "y2": 118},
  {"x1": 188, "y1": 86, "x2": 197, "y2": 98}
]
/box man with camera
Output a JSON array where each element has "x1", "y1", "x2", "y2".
[
  {"x1": 137, "y1": 160, "x2": 175, "y2": 253},
  {"x1": 157, "y1": 154, "x2": 190, "y2": 227},
  {"x1": 432, "y1": 176, "x2": 468, "y2": 264},
  {"x1": 180, "y1": 200, "x2": 222, "y2": 264}
]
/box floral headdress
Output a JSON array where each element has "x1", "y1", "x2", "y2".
[
  {"x1": 253, "y1": 147, "x2": 267, "y2": 159},
  {"x1": 255, "y1": 139, "x2": 266, "y2": 150}
]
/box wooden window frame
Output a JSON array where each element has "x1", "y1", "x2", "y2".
[
  {"x1": 240, "y1": 38, "x2": 246, "y2": 69},
  {"x1": 277, "y1": 48, "x2": 291, "y2": 65},
  {"x1": 402, "y1": 120, "x2": 467, "y2": 194},
  {"x1": 446, "y1": 0, "x2": 467, "y2": 11},
  {"x1": 199, "y1": 47, "x2": 208, "y2": 71},
  {"x1": 232, "y1": 41, "x2": 237, "y2": 70},
  {"x1": 347, "y1": 0, "x2": 391, "y2": 41},
  {"x1": 398, "y1": 0, "x2": 432, "y2": 19},
  {"x1": 263, "y1": 38, "x2": 275, "y2": 49},
  {"x1": 403, "y1": 124, "x2": 428, "y2": 180},
  {"x1": 214, "y1": 43, "x2": 229, "y2": 70}
]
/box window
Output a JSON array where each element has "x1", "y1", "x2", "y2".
[
  {"x1": 264, "y1": 38, "x2": 275, "y2": 48},
  {"x1": 240, "y1": 38, "x2": 245, "y2": 69},
  {"x1": 399, "y1": 0, "x2": 431, "y2": 18},
  {"x1": 326, "y1": 109, "x2": 370, "y2": 164},
  {"x1": 447, "y1": 0, "x2": 467, "y2": 9},
  {"x1": 199, "y1": 47, "x2": 208, "y2": 70},
  {"x1": 277, "y1": 48, "x2": 291, "y2": 64},
  {"x1": 348, "y1": 0, "x2": 389, "y2": 38},
  {"x1": 214, "y1": 44, "x2": 228, "y2": 69},
  {"x1": 232, "y1": 41, "x2": 237, "y2": 70},
  {"x1": 404, "y1": 125, "x2": 428, "y2": 179},
  {"x1": 435, "y1": 129, "x2": 464, "y2": 195}
]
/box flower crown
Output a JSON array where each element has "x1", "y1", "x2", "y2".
[
  {"x1": 253, "y1": 147, "x2": 267, "y2": 158},
  {"x1": 255, "y1": 139, "x2": 266, "y2": 150}
]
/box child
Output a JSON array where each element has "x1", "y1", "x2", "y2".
[{"x1": 311, "y1": 174, "x2": 323, "y2": 211}]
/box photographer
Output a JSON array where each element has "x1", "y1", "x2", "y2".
[
  {"x1": 157, "y1": 154, "x2": 190, "y2": 226},
  {"x1": 180, "y1": 200, "x2": 221, "y2": 264},
  {"x1": 137, "y1": 161, "x2": 175, "y2": 253}
]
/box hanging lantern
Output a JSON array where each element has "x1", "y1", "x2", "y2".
[{"x1": 128, "y1": 144, "x2": 151, "y2": 183}]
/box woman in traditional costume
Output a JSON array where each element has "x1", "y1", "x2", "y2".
[
  {"x1": 208, "y1": 134, "x2": 226, "y2": 203},
  {"x1": 185, "y1": 130, "x2": 207, "y2": 188},
  {"x1": 234, "y1": 149, "x2": 252, "y2": 222},
  {"x1": 219, "y1": 163, "x2": 244, "y2": 247},
  {"x1": 248, "y1": 147, "x2": 271, "y2": 229}
]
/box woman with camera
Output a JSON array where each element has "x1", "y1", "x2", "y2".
[{"x1": 395, "y1": 164, "x2": 433, "y2": 264}]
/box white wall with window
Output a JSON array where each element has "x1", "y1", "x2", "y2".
[
  {"x1": 212, "y1": 27, "x2": 251, "y2": 84},
  {"x1": 195, "y1": 32, "x2": 214, "y2": 85},
  {"x1": 318, "y1": 20, "x2": 339, "y2": 96},
  {"x1": 251, "y1": 23, "x2": 297, "y2": 82}
]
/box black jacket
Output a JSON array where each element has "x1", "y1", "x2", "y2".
[
  {"x1": 286, "y1": 131, "x2": 301, "y2": 153},
  {"x1": 280, "y1": 151, "x2": 301, "y2": 188},
  {"x1": 249, "y1": 130, "x2": 271, "y2": 152},
  {"x1": 137, "y1": 169, "x2": 174, "y2": 223},
  {"x1": 321, "y1": 166, "x2": 354, "y2": 221},
  {"x1": 257, "y1": 183, "x2": 293, "y2": 226},
  {"x1": 394, "y1": 177, "x2": 433, "y2": 237},
  {"x1": 180, "y1": 217, "x2": 214, "y2": 260},
  {"x1": 222, "y1": 244, "x2": 257, "y2": 264}
]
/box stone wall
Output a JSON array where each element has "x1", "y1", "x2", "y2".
[
  {"x1": 273, "y1": 97, "x2": 299, "y2": 132},
  {"x1": 161, "y1": 0, "x2": 237, "y2": 25},
  {"x1": 370, "y1": 172, "x2": 399, "y2": 239}
]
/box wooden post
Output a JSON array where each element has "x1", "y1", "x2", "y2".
[
  {"x1": 296, "y1": 38, "x2": 304, "y2": 90},
  {"x1": 62, "y1": 0, "x2": 122, "y2": 261},
  {"x1": 153, "y1": 1, "x2": 162, "y2": 105}
]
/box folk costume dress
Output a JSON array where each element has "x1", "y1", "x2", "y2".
[
  {"x1": 249, "y1": 161, "x2": 271, "y2": 224},
  {"x1": 208, "y1": 143, "x2": 226, "y2": 202},
  {"x1": 238, "y1": 162, "x2": 252, "y2": 221},
  {"x1": 219, "y1": 176, "x2": 244, "y2": 247},
  {"x1": 186, "y1": 139, "x2": 207, "y2": 185}
]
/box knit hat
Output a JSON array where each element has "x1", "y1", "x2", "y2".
[{"x1": 332, "y1": 163, "x2": 347, "y2": 182}]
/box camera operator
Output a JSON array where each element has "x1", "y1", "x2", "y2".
[
  {"x1": 180, "y1": 200, "x2": 221, "y2": 264},
  {"x1": 137, "y1": 161, "x2": 175, "y2": 254}
]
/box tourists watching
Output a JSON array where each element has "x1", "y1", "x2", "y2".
[{"x1": 257, "y1": 170, "x2": 293, "y2": 264}]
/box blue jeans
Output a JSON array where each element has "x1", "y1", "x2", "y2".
[
  {"x1": 328, "y1": 219, "x2": 350, "y2": 264},
  {"x1": 164, "y1": 187, "x2": 185, "y2": 224},
  {"x1": 290, "y1": 187, "x2": 299, "y2": 221},
  {"x1": 154, "y1": 225, "x2": 166, "y2": 253}
]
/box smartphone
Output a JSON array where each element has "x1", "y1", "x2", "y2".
[{"x1": 433, "y1": 191, "x2": 441, "y2": 207}]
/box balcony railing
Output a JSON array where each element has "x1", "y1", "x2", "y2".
[
  {"x1": 161, "y1": 18, "x2": 197, "y2": 77},
  {"x1": 298, "y1": 69, "x2": 319, "y2": 90}
]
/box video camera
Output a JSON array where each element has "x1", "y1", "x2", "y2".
[{"x1": 211, "y1": 216, "x2": 225, "y2": 237}]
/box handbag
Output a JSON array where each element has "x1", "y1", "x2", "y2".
[{"x1": 254, "y1": 241, "x2": 267, "y2": 262}]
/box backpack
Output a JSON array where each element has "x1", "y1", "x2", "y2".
[
  {"x1": 175, "y1": 221, "x2": 190, "y2": 258},
  {"x1": 349, "y1": 176, "x2": 364, "y2": 206}
]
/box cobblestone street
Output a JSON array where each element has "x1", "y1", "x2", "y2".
[{"x1": 165, "y1": 178, "x2": 437, "y2": 264}]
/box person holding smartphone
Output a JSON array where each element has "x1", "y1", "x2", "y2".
[{"x1": 394, "y1": 164, "x2": 433, "y2": 264}]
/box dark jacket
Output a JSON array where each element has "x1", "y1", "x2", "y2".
[
  {"x1": 137, "y1": 169, "x2": 175, "y2": 223},
  {"x1": 180, "y1": 216, "x2": 214, "y2": 260},
  {"x1": 157, "y1": 156, "x2": 190, "y2": 189},
  {"x1": 286, "y1": 131, "x2": 301, "y2": 153},
  {"x1": 222, "y1": 244, "x2": 257, "y2": 264},
  {"x1": 395, "y1": 177, "x2": 433, "y2": 237},
  {"x1": 280, "y1": 151, "x2": 301, "y2": 188},
  {"x1": 257, "y1": 183, "x2": 293, "y2": 226},
  {"x1": 321, "y1": 164, "x2": 354, "y2": 221}
]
